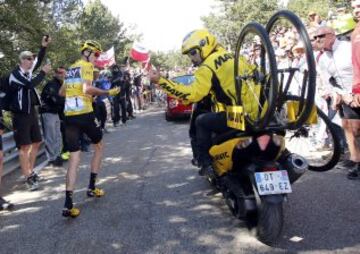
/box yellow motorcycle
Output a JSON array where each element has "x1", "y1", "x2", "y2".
[{"x1": 201, "y1": 10, "x2": 337, "y2": 245}]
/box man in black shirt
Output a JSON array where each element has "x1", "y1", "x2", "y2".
[
  {"x1": 40, "y1": 66, "x2": 66, "y2": 167},
  {"x1": 7, "y1": 36, "x2": 51, "y2": 191},
  {"x1": 111, "y1": 64, "x2": 128, "y2": 125}
]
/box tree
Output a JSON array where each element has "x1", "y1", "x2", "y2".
[
  {"x1": 286, "y1": 0, "x2": 330, "y2": 20},
  {"x1": 202, "y1": 0, "x2": 279, "y2": 51},
  {"x1": 79, "y1": 0, "x2": 131, "y2": 63}
]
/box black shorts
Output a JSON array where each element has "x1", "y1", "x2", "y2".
[
  {"x1": 64, "y1": 113, "x2": 102, "y2": 152},
  {"x1": 12, "y1": 110, "x2": 42, "y2": 148},
  {"x1": 340, "y1": 104, "x2": 360, "y2": 120},
  {"x1": 0, "y1": 135, "x2": 3, "y2": 151}
]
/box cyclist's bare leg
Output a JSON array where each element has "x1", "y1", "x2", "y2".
[
  {"x1": 66, "y1": 151, "x2": 81, "y2": 190},
  {"x1": 91, "y1": 140, "x2": 104, "y2": 174}
]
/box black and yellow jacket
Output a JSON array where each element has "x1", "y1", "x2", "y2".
[{"x1": 158, "y1": 47, "x2": 259, "y2": 115}]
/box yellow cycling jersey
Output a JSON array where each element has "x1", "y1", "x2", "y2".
[
  {"x1": 157, "y1": 47, "x2": 259, "y2": 114},
  {"x1": 64, "y1": 59, "x2": 94, "y2": 116}
]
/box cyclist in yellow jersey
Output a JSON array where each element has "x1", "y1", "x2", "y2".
[
  {"x1": 149, "y1": 29, "x2": 257, "y2": 178},
  {"x1": 59, "y1": 40, "x2": 120, "y2": 218}
]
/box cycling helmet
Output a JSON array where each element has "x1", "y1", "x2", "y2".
[
  {"x1": 80, "y1": 40, "x2": 102, "y2": 53},
  {"x1": 330, "y1": 14, "x2": 356, "y2": 35},
  {"x1": 181, "y1": 29, "x2": 217, "y2": 59}
]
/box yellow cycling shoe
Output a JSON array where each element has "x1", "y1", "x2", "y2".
[
  {"x1": 62, "y1": 207, "x2": 80, "y2": 218},
  {"x1": 61, "y1": 152, "x2": 70, "y2": 161},
  {"x1": 86, "y1": 188, "x2": 105, "y2": 198}
]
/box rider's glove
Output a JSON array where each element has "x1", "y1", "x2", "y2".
[{"x1": 108, "y1": 87, "x2": 120, "y2": 96}]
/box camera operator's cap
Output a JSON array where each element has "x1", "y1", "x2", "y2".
[{"x1": 19, "y1": 51, "x2": 34, "y2": 60}]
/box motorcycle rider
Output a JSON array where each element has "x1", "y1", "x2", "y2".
[{"x1": 149, "y1": 29, "x2": 258, "y2": 178}]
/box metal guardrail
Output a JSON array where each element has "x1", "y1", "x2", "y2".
[{"x1": 3, "y1": 131, "x2": 47, "y2": 177}]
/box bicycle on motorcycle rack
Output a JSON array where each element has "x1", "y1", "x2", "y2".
[{"x1": 203, "y1": 10, "x2": 341, "y2": 246}]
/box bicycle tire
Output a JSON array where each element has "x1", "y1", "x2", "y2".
[
  {"x1": 266, "y1": 10, "x2": 316, "y2": 130},
  {"x1": 285, "y1": 96, "x2": 341, "y2": 172},
  {"x1": 234, "y1": 22, "x2": 278, "y2": 130}
]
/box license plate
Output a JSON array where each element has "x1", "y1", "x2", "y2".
[{"x1": 255, "y1": 170, "x2": 292, "y2": 195}]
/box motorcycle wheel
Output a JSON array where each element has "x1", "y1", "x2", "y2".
[{"x1": 257, "y1": 201, "x2": 284, "y2": 246}]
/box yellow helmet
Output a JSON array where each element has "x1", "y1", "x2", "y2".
[
  {"x1": 80, "y1": 40, "x2": 102, "y2": 53},
  {"x1": 181, "y1": 29, "x2": 217, "y2": 59},
  {"x1": 330, "y1": 14, "x2": 356, "y2": 35}
]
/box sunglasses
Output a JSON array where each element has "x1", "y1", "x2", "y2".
[
  {"x1": 24, "y1": 57, "x2": 34, "y2": 61},
  {"x1": 187, "y1": 49, "x2": 198, "y2": 56},
  {"x1": 314, "y1": 33, "x2": 331, "y2": 40}
]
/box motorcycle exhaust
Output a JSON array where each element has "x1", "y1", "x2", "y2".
[{"x1": 280, "y1": 153, "x2": 308, "y2": 183}]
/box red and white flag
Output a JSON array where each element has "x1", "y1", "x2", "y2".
[
  {"x1": 130, "y1": 41, "x2": 150, "y2": 62},
  {"x1": 95, "y1": 46, "x2": 116, "y2": 68}
]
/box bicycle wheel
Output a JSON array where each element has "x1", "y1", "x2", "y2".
[
  {"x1": 266, "y1": 10, "x2": 316, "y2": 130},
  {"x1": 285, "y1": 96, "x2": 341, "y2": 172},
  {"x1": 234, "y1": 22, "x2": 278, "y2": 131}
]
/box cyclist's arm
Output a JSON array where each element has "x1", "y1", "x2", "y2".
[{"x1": 83, "y1": 80, "x2": 109, "y2": 96}]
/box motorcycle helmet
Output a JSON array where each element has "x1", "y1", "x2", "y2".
[
  {"x1": 80, "y1": 40, "x2": 102, "y2": 53},
  {"x1": 181, "y1": 29, "x2": 217, "y2": 59}
]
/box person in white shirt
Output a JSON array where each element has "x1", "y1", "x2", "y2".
[{"x1": 315, "y1": 26, "x2": 354, "y2": 171}]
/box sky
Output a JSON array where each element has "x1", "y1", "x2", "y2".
[{"x1": 94, "y1": 0, "x2": 217, "y2": 52}]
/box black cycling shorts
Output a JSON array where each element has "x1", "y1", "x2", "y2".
[
  {"x1": 340, "y1": 104, "x2": 360, "y2": 120},
  {"x1": 0, "y1": 135, "x2": 3, "y2": 151},
  {"x1": 12, "y1": 110, "x2": 42, "y2": 148},
  {"x1": 64, "y1": 112, "x2": 102, "y2": 152}
]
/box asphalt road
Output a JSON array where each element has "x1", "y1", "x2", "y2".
[{"x1": 1, "y1": 105, "x2": 359, "y2": 254}]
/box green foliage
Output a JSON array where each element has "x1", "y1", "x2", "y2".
[
  {"x1": 0, "y1": 0, "x2": 137, "y2": 77},
  {"x1": 202, "y1": 0, "x2": 279, "y2": 51},
  {"x1": 150, "y1": 50, "x2": 191, "y2": 70},
  {"x1": 287, "y1": 0, "x2": 330, "y2": 20}
]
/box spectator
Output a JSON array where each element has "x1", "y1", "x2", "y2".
[
  {"x1": 110, "y1": 65, "x2": 121, "y2": 126},
  {"x1": 0, "y1": 109, "x2": 14, "y2": 210},
  {"x1": 315, "y1": 26, "x2": 353, "y2": 168},
  {"x1": 6, "y1": 36, "x2": 51, "y2": 191},
  {"x1": 121, "y1": 62, "x2": 135, "y2": 119},
  {"x1": 308, "y1": 11, "x2": 327, "y2": 28},
  {"x1": 94, "y1": 69, "x2": 110, "y2": 132},
  {"x1": 40, "y1": 66, "x2": 66, "y2": 167},
  {"x1": 133, "y1": 69, "x2": 144, "y2": 111},
  {"x1": 340, "y1": 0, "x2": 360, "y2": 179}
]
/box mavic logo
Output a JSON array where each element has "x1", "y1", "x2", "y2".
[
  {"x1": 159, "y1": 83, "x2": 190, "y2": 100},
  {"x1": 214, "y1": 53, "x2": 233, "y2": 69},
  {"x1": 214, "y1": 152, "x2": 230, "y2": 161}
]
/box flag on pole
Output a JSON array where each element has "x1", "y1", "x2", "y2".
[
  {"x1": 95, "y1": 46, "x2": 116, "y2": 68},
  {"x1": 130, "y1": 41, "x2": 150, "y2": 62}
]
